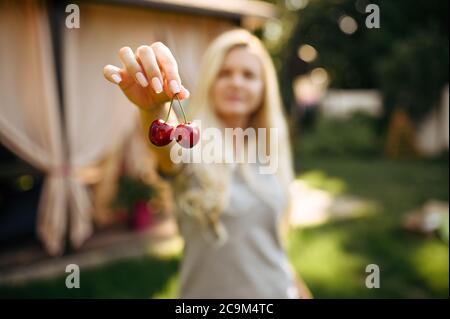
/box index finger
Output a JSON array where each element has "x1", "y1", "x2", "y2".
[{"x1": 151, "y1": 42, "x2": 187, "y2": 98}]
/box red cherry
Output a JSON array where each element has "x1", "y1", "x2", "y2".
[
  {"x1": 149, "y1": 119, "x2": 174, "y2": 146},
  {"x1": 173, "y1": 122, "x2": 200, "y2": 148}
]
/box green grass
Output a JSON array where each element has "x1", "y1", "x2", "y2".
[
  {"x1": 0, "y1": 157, "x2": 448, "y2": 298},
  {"x1": 288, "y1": 156, "x2": 449, "y2": 298},
  {"x1": 0, "y1": 254, "x2": 180, "y2": 299}
]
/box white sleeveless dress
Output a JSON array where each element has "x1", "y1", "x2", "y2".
[{"x1": 174, "y1": 162, "x2": 299, "y2": 299}]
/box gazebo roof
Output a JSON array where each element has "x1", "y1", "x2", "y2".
[{"x1": 103, "y1": 0, "x2": 278, "y2": 20}]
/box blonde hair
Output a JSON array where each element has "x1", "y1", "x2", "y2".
[{"x1": 173, "y1": 29, "x2": 294, "y2": 243}]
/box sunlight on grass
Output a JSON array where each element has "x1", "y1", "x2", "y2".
[
  {"x1": 287, "y1": 228, "x2": 368, "y2": 297},
  {"x1": 411, "y1": 240, "x2": 449, "y2": 293},
  {"x1": 289, "y1": 175, "x2": 379, "y2": 228},
  {"x1": 151, "y1": 274, "x2": 179, "y2": 299},
  {"x1": 438, "y1": 213, "x2": 449, "y2": 244},
  {"x1": 146, "y1": 236, "x2": 183, "y2": 260},
  {"x1": 298, "y1": 170, "x2": 347, "y2": 195},
  {"x1": 327, "y1": 196, "x2": 380, "y2": 221}
]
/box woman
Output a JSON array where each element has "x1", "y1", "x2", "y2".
[{"x1": 103, "y1": 29, "x2": 312, "y2": 299}]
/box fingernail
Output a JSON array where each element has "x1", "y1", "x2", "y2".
[
  {"x1": 169, "y1": 80, "x2": 180, "y2": 94},
  {"x1": 135, "y1": 72, "x2": 148, "y2": 87},
  {"x1": 151, "y1": 77, "x2": 163, "y2": 94},
  {"x1": 111, "y1": 74, "x2": 122, "y2": 84}
]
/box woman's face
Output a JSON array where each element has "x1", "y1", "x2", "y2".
[{"x1": 211, "y1": 46, "x2": 264, "y2": 126}]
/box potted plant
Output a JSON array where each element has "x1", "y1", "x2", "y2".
[{"x1": 112, "y1": 175, "x2": 156, "y2": 231}]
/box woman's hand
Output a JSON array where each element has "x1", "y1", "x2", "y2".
[{"x1": 103, "y1": 42, "x2": 190, "y2": 111}]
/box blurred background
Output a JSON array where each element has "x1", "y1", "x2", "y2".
[{"x1": 0, "y1": 0, "x2": 448, "y2": 298}]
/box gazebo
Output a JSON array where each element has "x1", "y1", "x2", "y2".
[{"x1": 0, "y1": 0, "x2": 276, "y2": 256}]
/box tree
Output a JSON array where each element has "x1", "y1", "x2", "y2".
[{"x1": 274, "y1": 0, "x2": 448, "y2": 124}]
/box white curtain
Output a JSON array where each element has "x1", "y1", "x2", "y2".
[
  {"x1": 61, "y1": 5, "x2": 139, "y2": 250},
  {"x1": 0, "y1": 0, "x2": 68, "y2": 255}
]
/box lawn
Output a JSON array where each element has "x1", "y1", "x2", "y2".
[
  {"x1": 288, "y1": 156, "x2": 449, "y2": 298},
  {"x1": 0, "y1": 157, "x2": 448, "y2": 298}
]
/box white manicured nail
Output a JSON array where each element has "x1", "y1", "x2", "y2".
[
  {"x1": 136, "y1": 72, "x2": 148, "y2": 87},
  {"x1": 151, "y1": 77, "x2": 163, "y2": 94},
  {"x1": 111, "y1": 74, "x2": 122, "y2": 84},
  {"x1": 169, "y1": 80, "x2": 180, "y2": 94}
]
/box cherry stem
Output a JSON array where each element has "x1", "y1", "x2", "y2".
[
  {"x1": 175, "y1": 93, "x2": 188, "y2": 123},
  {"x1": 164, "y1": 97, "x2": 175, "y2": 123}
]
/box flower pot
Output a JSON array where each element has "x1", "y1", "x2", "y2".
[{"x1": 131, "y1": 200, "x2": 154, "y2": 231}]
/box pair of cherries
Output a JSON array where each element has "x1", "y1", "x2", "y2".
[{"x1": 149, "y1": 94, "x2": 200, "y2": 149}]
